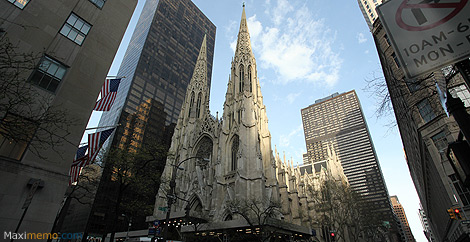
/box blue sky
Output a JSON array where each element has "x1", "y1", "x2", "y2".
[{"x1": 86, "y1": 0, "x2": 426, "y2": 241}]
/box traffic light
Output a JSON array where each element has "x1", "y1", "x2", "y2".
[
  {"x1": 330, "y1": 232, "x2": 336, "y2": 241},
  {"x1": 448, "y1": 208, "x2": 457, "y2": 219},
  {"x1": 454, "y1": 208, "x2": 463, "y2": 220}
]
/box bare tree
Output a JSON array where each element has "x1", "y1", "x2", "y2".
[
  {"x1": 226, "y1": 198, "x2": 282, "y2": 242},
  {"x1": 307, "y1": 176, "x2": 392, "y2": 242},
  {"x1": 96, "y1": 142, "x2": 167, "y2": 242},
  {"x1": 0, "y1": 35, "x2": 76, "y2": 159}
]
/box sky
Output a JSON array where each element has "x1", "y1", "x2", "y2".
[{"x1": 86, "y1": 0, "x2": 427, "y2": 241}]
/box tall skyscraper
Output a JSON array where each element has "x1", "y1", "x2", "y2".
[
  {"x1": 301, "y1": 90, "x2": 397, "y2": 232},
  {"x1": 357, "y1": 0, "x2": 387, "y2": 30},
  {"x1": 391, "y1": 195, "x2": 416, "y2": 242},
  {"x1": 0, "y1": 0, "x2": 136, "y2": 234},
  {"x1": 77, "y1": 0, "x2": 216, "y2": 237},
  {"x1": 99, "y1": 0, "x2": 216, "y2": 149}
]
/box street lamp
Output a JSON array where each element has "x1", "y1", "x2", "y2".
[
  {"x1": 161, "y1": 156, "x2": 210, "y2": 241},
  {"x1": 122, "y1": 214, "x2": 132, "y2": 242}
]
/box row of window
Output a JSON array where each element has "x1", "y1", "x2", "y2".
[
  {"x1": 1, "y1": 1, "x2": 104, "y2": 160},
  {"x1": 6, "y1": 0, "x2": 105, "y2": 9},
  {"x1": 188, "y1": 91, "x2": 203, "y2": 119}
]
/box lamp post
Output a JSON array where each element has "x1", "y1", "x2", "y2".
[
  {"x1": 161, "y1": 156, "x2": 209, "y2": 241},
  {"x1": 122, "y1": 214, "x2": 132, "y2": 241}
]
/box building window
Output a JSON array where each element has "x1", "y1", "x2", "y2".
[
  {"x1": 391, "y1": 53, "x2": 400, "y2": 67},
  {"x1": 384, "y1": 34, "x2": 391, "y2": 46},
  {"x1": 29, "y1": 56, "x2": 67, "y2": 93},
  {"x1": 405, "y1": 79, "x2": 421, "y2": 93},
  {"x1": 431, "y1": 131, "x2": 448, "y2": 161},
  {"x1": 231, "y1": 135, "x2": 239, "y2": 171},
  {"x1": 6, "y1": 0, "x2": 30, "y2": 9},
  {"x1": 449, "y1": 85, "x2": 470, "y2": 107},
  {"x1": 0, "y1": 113, "x2": 37, "y2": 160},
  {"x1": 88, "y1": 0, "x2": 105, "y2": 8},
  {"x1": 248, "y1": 66, "x2": 252, "y2": 92},
  {"x1": 417, "y1": 99, "x2": 436, "y2": 123},
  {"x1": 450, "y1": 174, "x2": 470, "y2": 206},
  {"x1": 196, "y1": 92, "x2": 202, "y2": 118},
  {"x1": 239, "y1": 64, "x2": 244, "y2": 92},
  {"x1": 60, "y1": 13, "x2": 91, "y2": 45},
  {"x1": 188, "y1": 91, "x2": 195, "y2": 118}
]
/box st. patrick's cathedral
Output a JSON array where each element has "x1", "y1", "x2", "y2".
[{"x1": 150, "y1": 6, "x2": 348, "y2": 242}]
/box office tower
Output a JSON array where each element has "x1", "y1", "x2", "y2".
[
  {"x1": 357, "y1": 0, "x2": 387, "y2": 30},
  {"x1": 419, "y1": 205, "x2": 436, "y2": 242},
  {"x1": 0, "y1": 0, "x2": 136, "y2": 234},
  {"x1": 77, "y1": 0, "x2": 216, "y2": 238},
  {"x1": 301, "y1": 90, "x2": 398, "y2": 235},
  {"x1": 372, "y1": 18, "x2": 470, "y2": 240},
  {"x1": 391, "y1": 196, "x2": 416, "y2": 242}
]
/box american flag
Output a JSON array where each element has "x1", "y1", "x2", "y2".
[
  {"x1": 94, "y1": 78, "x2": 121, "y2": 111},
  {"x1": 69, "y1": 145, "x2": 89, "y2": 185},
  {"x1": 71, "y1": 145, "x2": 89, "y2": 167},
  {"x1": 88, "y1": 128, "x2": 115, "y2": 163}
]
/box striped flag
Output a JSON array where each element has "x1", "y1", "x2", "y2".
[
  {"x1": 88, "y1": 128, "x2": 115, "y2": 163},
  {"x1": 94, "y1": 78, "x2": 121, "y2": 111},
  {"x1": 71, "y1": 145, "x2": 89, "y2": 167},
  {"x1": 69, "y1": 145, "x2": 89, "y2": 185},
  {"x1": 69, "y1": 166, "x2": 82, "y2": 185}
]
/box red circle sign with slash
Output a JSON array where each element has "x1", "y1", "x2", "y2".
[{"x1": 395, "y1": 0, "x2": 468, "y2": 31}]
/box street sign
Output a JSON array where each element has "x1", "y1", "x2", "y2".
[
  {"x1": 462, "y1": 220, "x2": 470, "y2": 224},
  {"x1": 377, "y1": 0, "x2": 470, "y2": 78},
  {"x1": 158, "y1": 207, "x2": 168, "y2": 212},
  {"x1": 153, "y1": 220, "x2": 160, "y2": 227},
  {"x1": 148, "y1": 227, "x2": 156, "y2": 236}
]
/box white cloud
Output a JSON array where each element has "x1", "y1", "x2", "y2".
[
  {"x1": 357, "y1": 32, "x2": 367, "y2": 44},
  {"x1": 286, "y1": 92, "x2": 301, "y2": 104},
  {"x1": 279, "y1": 124, "x2": 303, "y2": 147},
  {"x1": 246, "y1": 1, "x2": 342, "y2": 87}
]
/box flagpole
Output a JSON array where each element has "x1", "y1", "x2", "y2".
[
  {"x1": 84, "y1": 124, "x2": 120, "y2": 131},
  {"x1": 106, "y1": 75, "x2": 126, "y2": 79}
]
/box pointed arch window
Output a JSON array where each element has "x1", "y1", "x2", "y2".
[
  {"x1": 231, "y1": 135, "x2": 239, "y2": 171},
  {"x1": 189, "y1": 91, "x2": 195, "y2": 118},
  {"x1": 232, "y1": 67, "x2": 236, "y2": 95},
  {"x1": 248, "y1": 66, "x2": 252, "y2": 93},
  {"x1": 239, "y1": 64, "x2": 244, "y2": 92},
  {"x1": 196, "y1": 92, "x2": 202, "y2": 118}
]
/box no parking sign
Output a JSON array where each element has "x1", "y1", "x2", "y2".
[{"x1": 377, "y1": 0, "x2": 470, "y2": 78}]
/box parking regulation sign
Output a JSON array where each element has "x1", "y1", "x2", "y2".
[{"x1": 377, "y1": 0, "x2": 470, "y2": 78}]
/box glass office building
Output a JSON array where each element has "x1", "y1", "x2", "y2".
[{"x1": 301, "y1": 90, "x2": 397, "y2": 230}]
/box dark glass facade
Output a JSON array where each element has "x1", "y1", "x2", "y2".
[{"x1": 84, "y1": 0, "x2": 216, "y2": 237}]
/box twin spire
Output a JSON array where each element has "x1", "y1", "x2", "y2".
[{"x1": 184, "y1": 5, "x2": 258, "y2": 122}]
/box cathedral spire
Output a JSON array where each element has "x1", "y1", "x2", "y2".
[
  {"x1": 181, "y1": 34, "x2": 209, "y2": 121},
  {"x1": 235, "y1": 5, "x2": 253, "y2": 57}
]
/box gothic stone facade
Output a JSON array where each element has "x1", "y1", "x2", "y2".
[{"x1": 151, "y1": 7, "x2": 348, "y2": 241}]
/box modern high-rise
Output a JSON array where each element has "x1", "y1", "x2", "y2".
[
  {"x1": 357, "y1": 0, "x2": 387, "y2": 30},
  {"x1": 391, "y1": 195, "x2": 416, "y2": 242},
  {"x1": 98, "y1": 0, "x2": 216, "y2": 148},
  {"x1": 301, "y1": 90, "x2": 398, "y2": 236},
  {"x1": 76, "y1": 0, "x2": 216, "y2": 238},
  {"x1": 0, "y1": 0, "x2": 136, "y2": 235}
]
